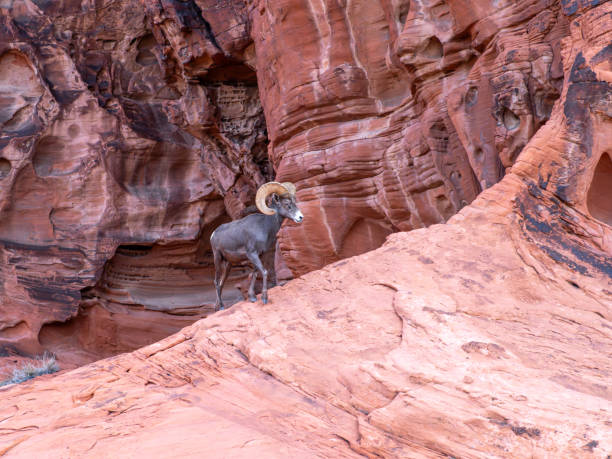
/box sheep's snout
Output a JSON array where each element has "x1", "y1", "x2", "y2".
[{"x1": 293, "y1": 210, "x2": 304, "y2": 223}]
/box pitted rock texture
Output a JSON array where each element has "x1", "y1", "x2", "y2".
[{"x1": 0, "y1": 2, "x2": 610, "y2": 456}]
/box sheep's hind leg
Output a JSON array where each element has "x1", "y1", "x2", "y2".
[
  {"x1": 247, "y1": 269, "x2": 258, "y2": 302},
  {"x1": 213, "y1": 252, "x2": 231, "y2": 311},
  {"x1": 246, "y1": 251, "x2": 268, "y2": 304}
]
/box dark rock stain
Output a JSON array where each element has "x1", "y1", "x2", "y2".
[
  {"x1": 583, "y1": 440, "x2": 598, "y2": 451},
  {"x1": 516, "y1": 185, "x2": 612, "y2": 279},
  {"x1": 511, "y1": 425, "x2": 541, "y2": 438}
]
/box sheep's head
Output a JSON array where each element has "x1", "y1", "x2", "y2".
[{"x1": 256, "y1": 182, "x2": 303, "y2": 223}]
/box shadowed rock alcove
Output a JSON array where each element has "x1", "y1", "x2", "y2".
[
  {"x1": 0, "y1": 157, "x2": 10, "y2": 178},
  {"x1": 587, "y1": 153, "x2": 612, "y2": 226}
]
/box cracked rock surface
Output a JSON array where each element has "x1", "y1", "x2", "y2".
[{"x1": 1, "y1": 183, "x2": 610, "y2": 456}]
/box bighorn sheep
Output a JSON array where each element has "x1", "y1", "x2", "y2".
[{"x1": 210, "y1": 182, "x2": 303, "y2": 310}]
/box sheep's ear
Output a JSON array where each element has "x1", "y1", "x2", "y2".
[{"x1": 268, "y1": 193, "x2": 280, "y2": 205}]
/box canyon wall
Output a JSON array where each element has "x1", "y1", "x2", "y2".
[
  {"x1": 0, "y1": 0, "x2": 268, "y2": 358},
  {"x1": 0, "y1": 0, "x2": 609, "y2": 362}
]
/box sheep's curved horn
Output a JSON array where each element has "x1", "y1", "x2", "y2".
[
  {"x1": 280, "y1": 182, "x2": 296, "y2": 196},
  {"x1": 255, "y1": 182, "x2": 291, "y2": 215}
]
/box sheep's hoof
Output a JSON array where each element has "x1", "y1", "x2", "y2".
[
  {"x1": 262, "y1": 297, "x2": 268, "y2": 305},
  {"x1": 249, "y1": 296, "x2": 257, "y2": 303},
  {"x1": 215, "y1": 304, "x2": 224, "y2": 311}
]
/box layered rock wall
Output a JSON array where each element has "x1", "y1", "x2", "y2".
[
  {"x1": 259, "y1": 0, "x2": 570, "y2": 273},
  {"x1": 0, "y1": 0, "x2": 268, "y2": 358}
]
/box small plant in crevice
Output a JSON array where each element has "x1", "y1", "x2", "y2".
[{"x1": 0, "y1": 353, "x2": 60, "y2": 387}]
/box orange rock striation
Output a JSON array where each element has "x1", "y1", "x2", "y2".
[
  {"x1": 0, "y1": 1, "x2": 610, "y2": 456},
  {"x1": 261, "y1": 0, "x2": 570, "y2": 274}
]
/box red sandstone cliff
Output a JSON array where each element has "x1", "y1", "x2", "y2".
[{"x1": 0, "y1": 0, "x2": 611, "y2": 456}]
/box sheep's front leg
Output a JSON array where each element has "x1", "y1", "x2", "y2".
[
  {"x1": 213, "y1": 251, "x2": 224, "y2": 311},
  {"x1": 247, "y1": 269, "x2": 258, "y2": 302},
  {"x1": 246, "y1": 251, "x2": 268, "y2": 304}
]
